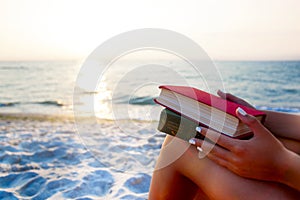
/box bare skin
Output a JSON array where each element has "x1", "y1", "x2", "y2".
[
  {"x1": 190, "y1": 109, "x2": 300, "y2": 191},
  {"x1": 149, "y1": 135, "x2": 300, "y2": 200},
  {"x1": 149, "y1": 91, "x2": 300, "y2": 199}
]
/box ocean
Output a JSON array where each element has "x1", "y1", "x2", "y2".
[
  {"x1": 1, "y1": 60, "x2": 299, "y2": 116},
  {"x1": 0, "y1": 60, "x2": 299, "y2": 199}
]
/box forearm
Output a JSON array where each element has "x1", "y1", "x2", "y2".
[
  {"x1": 278, "y1": 137, "x2": 300, "y2": 155},
  {"x1": 279, "y1": 150, "x2": 300, "y2": 191},
  {"x1": 262, "y1": 110, "x2": 300, "y2": 140}
]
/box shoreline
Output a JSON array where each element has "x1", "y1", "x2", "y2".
[
  {"x1": 0, "y1": 112, "x2": 159, "y2": 124},
  {"x1": 0, "y1": 112, "x2": 75, "y2": 122}
]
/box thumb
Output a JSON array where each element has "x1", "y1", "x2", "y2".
[{"x1": 236, "y1": 107, "x2": 267, "y2": 136}]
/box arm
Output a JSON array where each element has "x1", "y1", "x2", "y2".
[
  {"x1": 263, "y1": 110, "x2": 300, "y2": 140},
  {"x1": 190, "y1": 107, "x2": 300, "y2": 191},
  {"x1": 283, "y1": 149, "x2": 300, "y2": 191},
  {"x1": 217, "y1": 90, "x2": 300, "y2": 140}
]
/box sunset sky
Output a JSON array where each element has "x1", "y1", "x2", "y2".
[{"x1": 0, "y1": 0, "x2": 299, "y2": 61}]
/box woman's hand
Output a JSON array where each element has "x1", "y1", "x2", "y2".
[
  {"x1": 189, "y1": 107, "x2": 294, "y2": 184},
  {"x1": 217, "y1": 90, "x2": 300, "y2": 152},
  {"x1": 217, "y1": 90, "x2": 255, "y2": 108}
]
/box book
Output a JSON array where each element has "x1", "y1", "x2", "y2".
[
  {"x1": 154, "y1": 85, "x2": 266, "y2": 138},
  {"x1": 158, "y1": 108, "x2": 204, "y2": 141}
]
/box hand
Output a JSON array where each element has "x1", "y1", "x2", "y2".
[
  {"x1": 217, "y1": 90, "x2": 300, "y2": 152},
  {"x1": 217, "y1": 90, "x2": 255, "y2": 109},
  {"x1": 189, "y1": 107, "x2": 291, "y2": 183}
]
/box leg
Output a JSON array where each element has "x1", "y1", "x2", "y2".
[
  {"x1": 149, "y1": 162, "x2": 202, "y2": 200},
  {"x1": 149, "y1": 135, "x2": 206, "y2": 200},
  {"x1": 149, "y1": 135, "x2": 300, "y2": 200},
  {"x1": 149, "y1": 135, "x2": 210, "y2": 200}
]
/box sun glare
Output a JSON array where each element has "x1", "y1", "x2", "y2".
[
  {"x1": 94, "y1": 78, "x2": 113, "y2": 119},
  {"x1": 0, "y1": 0, "x2": 299, "y2": 60}
]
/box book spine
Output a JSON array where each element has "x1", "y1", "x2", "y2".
[{"x1": 158, "y1": 109, "x2": 204, "y2": 142}]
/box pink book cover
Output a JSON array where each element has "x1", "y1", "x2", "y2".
[{"x1": 156, "y1": 85, "x2": 266, "y2": 118}]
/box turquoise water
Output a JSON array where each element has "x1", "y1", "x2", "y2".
[{"x1": 0, "y1": 60, "x2": 299, "y2": 199}]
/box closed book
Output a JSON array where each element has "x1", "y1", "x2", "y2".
[
  {"x1": 158, "y1": 108, "x2": 204, "y2": 141},
  {"x1": 154, "y1": 85, "x2": 266, "y2": 138}
]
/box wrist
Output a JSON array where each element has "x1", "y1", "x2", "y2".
[
  {"x1": 272, "y1": 147, "x2": 290, "y2": 183},
  {"x1": 277, "y1": 149, "x2": 300, "y2": 190}
]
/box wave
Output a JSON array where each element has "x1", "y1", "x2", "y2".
[
  {"x1": 0, "y1": 102, "x2": 20, "y2": 107},
  {"x1": 0, "y1": 100, "x2": 66, "y2": 107},
  {"x1": 282, "y1": 88, "x2": 298, "y2": 94},
  {"x1": 0, "y1": 66, "x2": 28, "y2": 70},
  {"x1": 128, "y1": 96, "x2": 156, "y2": 105},
  {"x1": 256, "y1": 106, "x2": 300, "y2": 113},
  {"x1": 36, "y1": 100, "x2": 65, "y2": 106},
  {"x1": 112, "y1": 96, "x2": 156, "y2": 105}
]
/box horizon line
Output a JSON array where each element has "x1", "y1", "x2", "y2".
[{"x1": 0, "y1": 58, "x2": 300, "y2": 62}]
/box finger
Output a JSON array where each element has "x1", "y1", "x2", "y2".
[
  {"x1": 217, "y1": 90, "x2": 255, "y2": 108},
  {"x1": 205, "y1": 141, "x2": 232, "y2": 161},
  {"x1": 189, "y1": 136, "x2": 220, "y2": 150},
  {"x1": 206, "y1": 152, "x2": 237, "y2": 172},
  {"x1": 217, "y1": 89, "x2": 227, "y2": 100},
  {"x1": 236, "y1": 107, "x2": 269, "y2": 136},
  {"x1": 217, "y1": 90, "x2": 239, "y2": 102},
  {"x1": 188, "y1": 137, "x2": 203, "y2": 146},
  {"x1": 189, "y1": 137, "x2": 233, "y2": 162},
  {"x1": 194, "y1": 126, "x2": 239, "y2": 150},
  {"x1": 206, "y1": 153, "x2": 228, "y2": 168},
  {"x1": 189, "y1": 137, "x2": 216, "y2": 152}
]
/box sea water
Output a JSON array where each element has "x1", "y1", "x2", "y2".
[
  {"x1": 0, "y1": 60, "x2": 299, "y2": 199},
  {"x1": 1, "y1": 60, "x2": 299, "y2": 116}
]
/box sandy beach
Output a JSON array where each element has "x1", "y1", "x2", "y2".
[{"x1": 0, "y1": 114, "x2": 162, "y2": 199}]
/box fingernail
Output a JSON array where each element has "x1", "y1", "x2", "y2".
[
  {"x1": 197, "y1": 147, "x2": 205, "y2": 159},
  {"x1": 237, "y1": 107, "x2": 247, "y2": 116},
  {"x1": 195, "y1": 126, "x2": 202, "y2": 132},
  {"x1": 197, "y1": 146, "x2": 203, "y2": 152},
  {"x1": 189, "y1": 138, "x2": 196, "y2": 145}
]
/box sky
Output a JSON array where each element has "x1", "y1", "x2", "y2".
[{"x1": 0, "y1": 0, "x2": 299, "y2": 61}]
